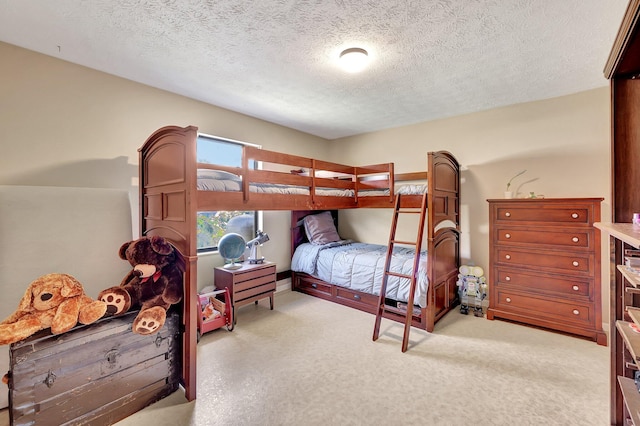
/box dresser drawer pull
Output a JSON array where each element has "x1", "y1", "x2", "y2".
[
  {"x1": 505, "y1": 233, "x2": 511, "y2": 239},
  {"x1": 505, "y1": 276, "x2": 511, "y2": 281},
  {"x1": 572, "y1": 309, "x2": 580, "y2": 315},
  {"x1": 572, "y1": 285, "x2": 579, "y2": 291},
  {"x1": 505, "y1": 212, "x2": 511, "y2": 217},
  {"x1": 572, "y1": 237, "x2": 579, "y2": 243},
  {"x1": 505, "y1": 254, "x2": 511, "y2": 260},
  {"x1": 572, "y1": 261, "x2": 579, "y2": 267},
  {"x1": 571, "y1": 213, "x2": 579, "y2": 219},
  {"x1": 505, "y1": 297, "x2": 512, "y2": 303}
]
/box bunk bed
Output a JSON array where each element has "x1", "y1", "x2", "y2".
[{"x1": 139, "y1": 125, "x2": 460, "y2": 397}]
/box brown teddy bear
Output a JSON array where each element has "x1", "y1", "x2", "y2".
[
  {"x1": 98, "y1": 235, "x2": 184, "y2": 335},
  {"x1": 0, "y1": 273, "x2": 108, "y2": 345}
]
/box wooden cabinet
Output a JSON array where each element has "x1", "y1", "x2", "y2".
[
  {"x1": 214, "y1": 262, "x2": 276, "y2": 317},
  {"x1": 487, "y1": 198, "x2": 605, "y2": 345},
  {"x1": 603, "y1": 1, "x2": 640, "y2": 424}
]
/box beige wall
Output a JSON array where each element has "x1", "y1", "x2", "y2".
[
  {"x1": 1, "y1": 41, "x2": 612, "y2": 325},
  {"x1": 331, "y1": 88, "x2": 612, "y2": 322},
  {"x1": 0, "y1": 42, "x2": 329, "y2": 289}
]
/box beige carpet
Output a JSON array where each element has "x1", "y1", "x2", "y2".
[
  {"x1": 115, "y1": 290, "x2": 609, "y2": 426},
  {"x1": 0, "y1": 290, "x2": 610, "y2": 425}
]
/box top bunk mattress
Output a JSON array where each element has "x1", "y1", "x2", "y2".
[{"x1": 197, "y1": 169, "x2": 427, "y2": 197}]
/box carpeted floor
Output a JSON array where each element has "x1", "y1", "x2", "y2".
[
  {"x1": 113, "y1": 290, "x2": 609, "y2": 426},
  {"x1": 0, "y1": 289, "x2": 609, "y2": 425}
]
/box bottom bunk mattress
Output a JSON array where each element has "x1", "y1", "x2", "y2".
[{"x1": 291, "y1": 241, "x2": 428, "y2": 307}]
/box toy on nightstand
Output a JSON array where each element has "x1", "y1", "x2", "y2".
[
  {"x1": 456, "y1": 265, "x2": 487, "y2": 317},
  {"x1": 197, "y1": 286, "x2": 234, "y2": 341}
]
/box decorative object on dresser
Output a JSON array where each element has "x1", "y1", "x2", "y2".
[
  {"x1": 7, "y1": 310, "x2": 180, "y2": 426},
  {"x1": 214, "y1": 261, "x2": 277, "y2": 321},
  {"x1": 486, "y1": 198, "x2": 605, "y2": 345}
]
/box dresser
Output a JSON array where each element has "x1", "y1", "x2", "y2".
[
  {"x1": 214, "y1": 262, "x2": 276, "y2": 318},
  {"x1": 487, "y1": 198, "x2": 605, "y2": 345}
]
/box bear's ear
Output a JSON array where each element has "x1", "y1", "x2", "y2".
[
  {"x1": 118, "y1": 241, "x2": 134, "y2": 260},
  {"x1": 60, "y1": 274, "x2": 84, "y2": 298},
  {"x1": 150, "y1": 235, "x2": 172, "y2": 256}
]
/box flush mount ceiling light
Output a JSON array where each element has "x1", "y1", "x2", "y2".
[{"x1": 339, "y1": 47, "x2": 369, "y2": 73}]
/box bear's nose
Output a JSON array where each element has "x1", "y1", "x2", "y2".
[{"x1": 40, "y1": 293, "x2": 53, "y2": 301}]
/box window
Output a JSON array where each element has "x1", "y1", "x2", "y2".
[{"x1": 196, "y1": 134, "x2": 259, "y2": 253}]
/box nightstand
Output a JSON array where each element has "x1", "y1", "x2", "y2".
[{"x1": 214, "y1": 261, "x2": 276, "y2": 319}]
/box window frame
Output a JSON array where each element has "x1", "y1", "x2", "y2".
[{"x1": 195, "y1": 133, "x2": 261, "y2": 254}]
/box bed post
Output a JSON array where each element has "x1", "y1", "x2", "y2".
[{"x1": 139, "y1": 125, "x2": 199, "y2": 402}]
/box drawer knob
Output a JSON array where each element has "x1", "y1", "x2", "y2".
[
  {"x1": 505, "y1": 233, "x2": 511, "y2": 239},
  {"x1": 572, "y1": 309, "x2": 580, "y2": 315},
  {"x1": 311, "y1": 283, "x2": 318, "y2": 289},
  {"x1": 505, "y1": 276, "x2": 511, "y2": 281},
  {"x1": 572, "y1": 285, "x2": 579, "y2": 291},
  {"x1": 505, "y1": 212, "x2": 511, "y2": 217},
  {"x1": 505, "y1": 297, "x2": 512, "y2": 303},
  {"x1": 572, "y1": 236, "x2": 579, "y2": 243},
  {"x1": 353, "y1": 294, "x2": 361, "y2": 300},
  {"x1": 505, "y1": 254, "x2": 511, "y2": 260},
  {"x1": 571, "y1": 213, "x2": 579, "y2": 219},
  {"x1": 572, "y1": 261, "x2": 579, "y2": 267}
]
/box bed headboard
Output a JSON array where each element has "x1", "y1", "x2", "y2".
[{"x1": 290, "y1": 210, "x2": 338, "y2": 255}]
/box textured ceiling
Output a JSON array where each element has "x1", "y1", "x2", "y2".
[{"x1": 0, "y1": 1, "x2": 629, "y2": 140}]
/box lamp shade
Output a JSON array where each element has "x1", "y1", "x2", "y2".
[{"x1": 339, "y1": 47, "x2": 369, "y2": 73}]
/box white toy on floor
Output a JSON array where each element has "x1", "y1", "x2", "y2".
[{"x1": 456, "y1": 265, "x2": 487, "y2": 317}]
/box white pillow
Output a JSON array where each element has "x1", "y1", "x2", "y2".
[{"x1": 303, "y1": 211, "x2": 341, "y2": 245}]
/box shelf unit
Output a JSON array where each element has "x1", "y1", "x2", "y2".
[
  {"x1": 596, "y1": 223, "x2": 640, "y2": 425},
  {"x1": 602, "y1": 1, "x2": 640, "y2": 423}
]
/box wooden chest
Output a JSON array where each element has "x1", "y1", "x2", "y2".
[
  {"x1": 8, "y1": 310, "x2": 181, "y2": 425},
  {"x1": 486, "y1": 198, "x2": 606, "y2": 345}
]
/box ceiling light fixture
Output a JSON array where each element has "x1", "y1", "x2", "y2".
[{"x1": 339, "y1": 47, "x2": 369, "y2": 73}]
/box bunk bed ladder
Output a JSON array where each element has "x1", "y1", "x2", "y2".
[{"x1": 372, "y1": 191, "x2": 428, "y2": 352}]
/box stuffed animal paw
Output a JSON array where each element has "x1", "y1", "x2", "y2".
[
  {"x1": 133, "y1": 306, "x2": 166, "y2": 335},
  {"x1": 98, "y1": 286, "x2": 132, "y2": 316}
]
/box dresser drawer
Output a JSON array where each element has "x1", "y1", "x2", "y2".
[
  {"x1": 494, "y1": 268, "x2": 592, "y2": 298},
  {"x1": 495, "y1": 228, "x2": 594, "y2": 250},
  {"x1": 495, "y1": 290, "x2": 594, "y2": 326},
  {"x1": 493, "y1": 203, "x2": 594, "y2": 226},
  {"x1": 494, "y1": 247, "x2": 594, "y2": 276}
]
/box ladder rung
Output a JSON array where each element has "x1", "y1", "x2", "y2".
[
  {"x1": 398, "y1": 210, "x2": 421, "y2": 214},
  {"x1": 391, "y1": 240, "x2": 416, "y2": 246},
  {"x1": 385, "y1": 271, "x2": 412, "y2": 280}
]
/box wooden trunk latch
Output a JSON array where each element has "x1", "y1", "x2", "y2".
[{"x1": 44, "y1": 370, "x2": 56, "y2": 388}]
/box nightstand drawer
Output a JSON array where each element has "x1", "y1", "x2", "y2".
[
  {"x1": 233, "y1": 266, "x2": 276, "y2": 284},
  {"x1": 235, "y1": 279, "x2": 276, "y2": 303}
]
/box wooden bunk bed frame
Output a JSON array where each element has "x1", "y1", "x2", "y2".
[
  {"x1": 138, "y1": 125, "x2": 460, "y2": 399},
  {"x1": 290, "y1": 151, "x2": 460, "y2": 333}
]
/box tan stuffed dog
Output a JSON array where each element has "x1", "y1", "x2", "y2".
[{"x1": 0, "y1": 273, "x2": 107, "y2": 345}]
